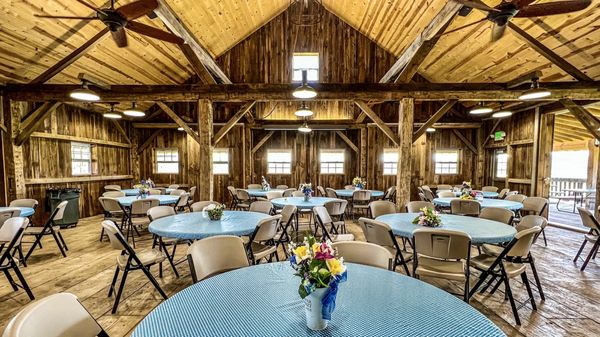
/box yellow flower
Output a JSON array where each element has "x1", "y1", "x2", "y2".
[
  {"x1": 294, "y1": 245, "x2": 310, "y2": 261},
  {"x1": 312, "y1": 243, "x2": 321, "y2": 254},
  {"x1": 326, "y1": 258, "x2": 346, "y2": 276}
]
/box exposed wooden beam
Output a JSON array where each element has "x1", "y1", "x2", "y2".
[
  {"x1": 412, "y1": 122, "x2": 481, "y2": 129},
  {"x1": 335, "y1": 131, "x2": 359, "y2": 153},
  {"x1": 154, "y1": 0, "x2": 231, "y2": 84},
  {"x1": 559, "y1": 99, "x2": 600, "y2": 140},
  {"x1": 356, "y1": 112, "x2": 367, "y2": 123},
  {"x1": 29, "y1": 28, "x2": 110, "y2": 84},
  {"x1": 452, "y1": 129, "x2": 477, "y2": 154},
  {"x1": 482, "y1": 119, "x2": 502, "y2": 148},
  {"x1": 156, "y1": 101, "x2": 200, "y2": 144},
  {"x1": 132, "y1": 122, "x2": 242, "y2": 128},
  {"x1": 8, "y1": 81, "x2": 600, "y2": 102},
  {"x1": 14, "y1": 101, "x2": 62, "y2": 146},
  {"x1": 30, "y1": 132, "x2": 130, "y2": 148},
  {"x1": 197, "y1": 99, "x2": 214, "y2": 200},
  {"x1": 506, "y1": 70, "x2": 544, "y2": 89},
  {"x1": 396, "y1": 98, "x2": 414, "y2": 209},
  {"x1": 412, "y1": 100, "x2": 457, "y2": 141},
  {"x1": 380, "y1": 1, "x2": 462, "y2": 83},
  {"x1": 355, "y1": 100, "x2": 399, "y2": 145},
  {"x1": 179, "y1": 44, "x2": 216, "y2": 84},
  {"x1": 508, "y1": 22, "x2": 593, "y2": 82},
  {"x1": 111, "y1": 120, "x2": 131, "y2": 145},
  {"x1": 252, "y1": 131, "x2": 274, "y2": 154},
  {"x1": 212, "y1": 101, "x2": 255, "y2": 145},
  {"x1": 137, "y1": 129, "x2": 163, "y2": 154}
]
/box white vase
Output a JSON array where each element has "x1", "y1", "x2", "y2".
[{"x1": 304, "y1": 287, "x2": 328, "y2": 331}]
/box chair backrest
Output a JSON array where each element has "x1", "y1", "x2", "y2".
[
  {"x1": 51, "y1": 201, "x2": 69, "y2": 222},
  {"x1": 317, "y1": 186, "x2": 326, "y2": 197},
  {"x1": 423, "y1": 189, "x2": 436, "y2": 202},
  {"x1": 2, "y1": 293, "x2": 103, "y2": 337},
  {"x1": 481, "y1": 186, "x2": 499, "y2": 192},
  {"x1": 332, "y1": 241, "x2": 392, "y2": 270},
  {"x1": 0, "y1": 217, "x2": 28, "y2": 246},
  {"x1": 147, "y1": 206, "x2": 176, "y2": 221},
  {"x1": 324, "y1": 199, "x2": 347, "y2": 217},
  {"x1": 168, "y1": 184, "x2": 180, "y2": 189},
  {"x1": 0, "y1": 209, "x2": 21, "y2": 229},
  {"x1": 188, "y1": 186, "x2": 197, "y2": 199},
  {"x1": 282, "y1": 188, "x2": 296, "y2": 197},
  {"x1": 325, "y1": 188, "x2": 338, "y2": 198},
  {"x1": 266, "y1": 191, "x2": 283, "y2": 200},
  {"x1": 102, "y1": 191, "x2": 125, "y2": 198},
  {"x1": 352, "y1": 190, "x2": 371, "y2": 202},
  {"x1": 450, "y1": 199, "x2": 481, "y2": 216},
  {"x1": 247, "y1": 184, "x2": 262, "y2": 189},
  {"x1": 276, "y1": 184, "x2": 289, "y2": 190},
  {"x1": 236, "y1": 189, "x2": 251, "y2": 201},
  {"x1": 130, "y1": 198, "x2": 160, "y2": 216},
  {"x1": 104, "y1": 184, "x2": 121, "y2": 191},
  {"x1": 291, "y1": 191, "x2": 304, "y2": 197},
  {"x1": 437, "y1": 191, "x2": 455, "y2": 198},
  {"x1": 313, "y1": 206, "x2": 333, "y2": 226},
  {"x1": 384, "y1": 186, "x2": 396, "y2": 200},
  {"x1": 249, "y1": 201, "x2": 273, "y2": 214},
  {"x1": 187, "y1": 236, "x2": 249, "y2": 283},
  {"x1": 479, "y1": 207, "x2": 514, "y2": 225},
  {"x1": 517, "y1": 215, "x2": 547, "y2": 243},
  {"x1": 369, "y1": 200, "x2": 396, "y2": 218},
  {"x1": 358, "y1": 217, "x2": 395, "y2": 247},
  {"x1": 521, "y1": 197, "x2": 548, "y2": 215},
  {"x1": 344, "y1": 185, "x2": 355, "y2": 190},
  {"x1": 418, "y1": 193, "x2": 427, "y2": 201},
  {"x1": 406, "y1": 201, "x2": 434, "y2": 213},
  {"x1": 148, "y1": 189, "x2": 163, "y2": 195},
  {"x1": 98, "y1": 197, "x2": 122, "y2": 213},
  {"x1": 506, "y1": 226, "x2": 541, "y2": 258},
  {"x1": 170, "y1": 189, "x2": 186, "y2": 196},
  {"x1": 101, "y1": 220, "x2": 129, "y2": 251},
  {"x1": 280, "y1": 204, "x2": 297, "y2": 226},
  {"x1": 437, "y1": 184, "x2": 452, "y2": 191},
  {"x1": 421, "y1": 185, "x2": 432, "y2": 192},
  {"x1": 175, "y1": 194, "x2": 190, "y2": 208},
  {"x1": 191, "y1": 201, "x2": 221, "y2": 212},
  {"x1": 9, "y1": 199, "x2": 38, "y2": 209},
  {"x1": 413, "y1": 228, "x2": 471, "y2": 260},
  {"x1": 227, "y1": 186, "x2": 237, "y2": 197},
  {"x1": 251, "y1": 215, "x2": 281, "y2": 242},
  {"x1": 577, "y1": 207, "x2": 600, "y2": 231},
  {"x1": 498, "y1": 188, "x2": 510, "y2": 199},
  {"x1": 505, "y1": 194, "x2": 527, "y2": 203}
]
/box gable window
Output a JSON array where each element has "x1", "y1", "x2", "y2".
[
  {"x1": 71, "y1": 142, "x2": 91, "y2": 175},
  {"x1": 434, "y1": 150, "x2": 459, "y2": 175},
  {"x1": 320, "y1": 150, "x2": 345, "y2": 174},
  {"x1": 495, "y1": 150, "x2": 508, "y2": 179},
  {"x1": 383, "y1": 149, "x2": 398, "y2": 175},
  {"x1": 292, "y1": 53, "x2": 319, "y2": 82},
  {"x1": 213, "y1": 148, "x2": 229, "y2": 175},
  {"x1": 155, "y1": 148, "x2": 179, "y2": 174},
  {"x1": 267, "y1": 150, "x2": 292, "y2": 174}
]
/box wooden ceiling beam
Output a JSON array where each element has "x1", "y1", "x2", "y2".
[
  {"x1": 156, "y1": 101, "x2": 200, "y2": 144},
  {"x1": 508, "y1": 22, "x2": 593, "y2": 82},
  {"x1": 137, "y1": 129, "x2": 163, "y2": 154},
  {"x1": 335, "y1": 131, "x2": 359, "y2": 153},
  {"x1": 252, "y1": 131, "x2": 274, "y2": 154},
  {"x1": 559, "y1": 99, "x2": 600, "y2": 140},
  {"x1": 506, "y1": 70, "x2": 544, "y2": 89},
  {"x1": 179, "y1": 44, "x2": 217, "y2": 84},
  {"x1": 412, "y1": 100, "x2": 457, "y2": 141},
  {"x1": 380, "y1": 1, "x2": 462, "y2": 83},
  {"x1": 355, "y1": 100, "x2": 399, "y2": 145},
  {"x1": 213, "y1": 101, "x2": 255, "y2": 145},
  {"x1": 452, "y1": 129, "x2": 477, "y2": 154},
  {"x1": 14, "y1": 101, "x2": 62, "y2": 146}
]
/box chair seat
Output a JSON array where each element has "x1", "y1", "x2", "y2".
[
  {"x1": 250, "y1": 242, "x2": 277, "y2": 261},
  {"x1": 332, "y1": 234, "x2": 354, "y2": 242},
  {"x1": 585, "y1": 234, "x2": 598, "y2": 243},
  {"x1": 470, "y1": 254, "x2": 526, "y2": 278},
  {"x1": 117, "y1": 249, "x2": 166, "y2": 269},
  {"x1": 131, "y1": 217, "x2": 150, "y2": 226},
  {"x1": 352, "y1": 204, "x2": 369, "y2": 209},
  {"x1": 382, "y1": 245, "x2": 413, "y2": 261},
  {"x1": 415, "y1": 256, "x2": 466, "y2": 281},
  {"x1": 24, "y1": 225, "x2": 60, "y2": 235},
  {"x1": 481, "y1": 244, "x2": 504, "y2": 256},
  {"x1": 237, "y1": 203, "x2": 250, "y2": 208}
]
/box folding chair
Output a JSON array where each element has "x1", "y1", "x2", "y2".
[
  {"x1": 1, "y1": 217, "x2": 34, "y2": 300},
  {"x1": 23, "y1": 201, "x2": 69, "y2": 261}
]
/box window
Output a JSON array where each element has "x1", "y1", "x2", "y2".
[
  {"x1": 213, "y1": 149, "x2": 229, "y2": 175},
  {"x1": 495, "y1": 151, "x2": 508, "y2": 179},
  {"x1": 292, "y1": 53, "x2": 319, "y2": 82},
  {"x1": 383, "y1": 149, "x2": 398, "y2": 175},
  {"x1": 320, "y1": 150, "x2": 345, "y2": 174},
  {"x1": 267, "y1": 150, "x2": 292, "y2": 174},
  {"x1": 71, "y1": 142, "x2": 91, "y2": 175},
  {"x1": 155, "y1": 148, "x2": 179, "y2": 174},
  {"x1": 434, "y1": 150, "x2": 459, "y2": 175}
]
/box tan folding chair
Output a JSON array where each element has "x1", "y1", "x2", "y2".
[
  {"x1": 437, "y1": 184, "x2": 452, "y2": 191},
  {"x1": 438, "y1": 191, "x2": 456, "y2": 198},
  {"x1": 246, "y1": 215, "x2": 282, "y2": 264},
  {"x1": 167, "y1": 184, "x2": 180, "y2": 189},
  {"x1": 317, "y1": 186, "x2": 326, "y2": 197},
  {"x1": 9, "y1": 199, "x2": 38, "y2": 210},
  {"x1": 498, "y1": 188, "x2": 510, "y2": 199},
  {"x1": 174, "y1": 193, "x2": 191, "y2": 213},
  {"x1": 147, "y1": 206, "x2": 180, "y2": 278},
  {"x1": 98, "y1": 197, "x2": 125, "y2": 242},
  {"x1": 574, "y1": 207, "x2": 600, "y2": 271},
  {"x1": 227, "y1": 186, "x2": 239, "y2": 209},
  {"x1": 323, "y1": 199, "x2": 348, "y2": 234},
  {"x1": 0, "y1": 209, "x2": 21, "y2": 229},
  {"x1": 313, "y1": 206, "x2": 355, "y2": 243},
  {"x1": 249, "y1": 200, "x2": 273, "y2": 214},
  {"x1": 383, "y1": 186, "x2": 396, "y2": 203},
  {"x1": 422, "y1": 189, "x2": 436, "y2": 202},
  {"x1": 282, "y1": 188, "x2": 296, "y2": 197},
  {"x1": 406, "y1": 201, "x2": 434, "y2": 213},
  {"x1": 169, "y1": 189, "x2": 186, "y2": 196},
  {"x1": 191, "y1": 201, "x2": 221, "y2": 212},
  {"x1": 276, "y1": 184, "x2": 289, "y2": 190},
  {"x1": 187, "y1": 236, "x2": 249, "y2": 283},
  {"x1": 450, "y1": 199, "x2": 481, "y2": 216},
  {"x1": 275, "y1": 204, "x2": 297, "y2": 252},
  {"x1": 369, "y1": 200, "x2": 396, "y2": 219},
  {"x1": 235, "y1": 189, "x2": 251, "y2": 210},
  {"x1": 103, "y1": 191, "x2": 125, "y2": 198},
  {"x1": 247, "y1": 184, "x2": 262, "y2": 189},
  {"x1": 291, "y1": 191, "x2": 304, "y2": 197},
  {"x1": 125, "y1": 198, "x2": 159, "y2": 247},
  {"x1": 358, "y1": 217, "x2": 411, "y2": 275},
  {"x1": 23, "y1": 201, "x2": 68, "y2": 261},
  {"x1": 188, "y1": 186, "x2": 197, "y2": 204},
  {"x1": 519, "y1": 197, "x2": 548, "y2": 245},
  {"x1": 344, "y1": 185, "x2": 355, "y2": 190},
  {"x1": 480, "y1": 207, "x2": 514, "y2": 225},
  {"x1": 351, "y1": 190, "x2": 371, "y2": 218},
  {"x1": 104, "y1": 185, "x2": 121, "y2": 191},
  {"x1": 332, "y1": 241, "x2": 393, "y2": 270},
  {"x1": 148, "y1": 189, "x2": 163, "y2": 195},
  {"x1": 505, "y1": 194, "x2": 527, "y2": 203},
  {"x1": 266, "y1": 191, "x2": 283, "y2": 200},
  {"x1": 482, "y1": 186, "x2": 499, "y2": 192},
  {"x1": 0, "y1": 217, "x2": 33, "y2": 300},
  {"x1": 325, "y1": 188, "x2": 338, "y2": 198}
]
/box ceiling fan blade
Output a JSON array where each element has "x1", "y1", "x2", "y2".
[
  {"x1": 514, "y1": 0, "x2": 592, "y2": 17},
  {"x1": 126, "y1": 21, "x2": 184, "y2": 45},
  {"x1": 454, "y1": 0, "x2": 500, "y2": 12},
  {"x1": 111, "y1": 28, "x2": 128, "y2": 48},
  {"x1": 34, "y1": 14, "x2": 99, "y2": 20},
  {"x1": 491, "y1": 22, "x2": 508, "y2": 42},
  {"x1": 433, "y1": 18, "x2": 488, "y2": 38},
  {"x1": 511, "y1": 0, "x2": 537, "y2": 9},
  {"x1": 75, "y1": 0, "x2": 107, "y2": 15},
  {"x1": 117, "y1": 0, "x2": 158, "y2": 21}
]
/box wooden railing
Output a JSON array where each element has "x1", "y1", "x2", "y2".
[{"x1": 549, "y1": 178, "x2": 589, "y2": 198}]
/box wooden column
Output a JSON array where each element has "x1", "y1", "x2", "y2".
[
  {"x1": 8, "y1": 101, "x2": 27, "y2": 199},
  {"x1": 475, "y1": 128, "x2": 485, "y2": 189},
  {"x1": 396, "y1": 98, "x2": 414, "y2": 211},
  {"x1": 530, "y1": 108, "x2": 541, "y2": 194},
  {"x1": 360, "y1": 126, "x2": 367, "y2": 178},
  {"x1": 198, "y1": 99, "x2": 214, "y2": 200},
  {"x1": 245, "y1": 126, "x2": 253, "y2": 185},
  {"x1": 130, "y1": 126, "x2": 141, "y2": 182},
  {"x1": 536, "y1": 113, "x2": 555, "y2": 197}
]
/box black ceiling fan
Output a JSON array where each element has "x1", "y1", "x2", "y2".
[{"x1": 35, "y1": 0, "x2": 183, "y2": 48}]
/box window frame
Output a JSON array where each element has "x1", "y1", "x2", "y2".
[
  {"x1": 70, "y1": 142, "x2": 92, "y2": 176},
  {"x1": 319, "y1": 149, "x2": 345, "y2": 175},
  {"x1": 434, "y1": 149, "x2": 460, "y2": 175},
  {"x1": 213, "y1": 148, "x2": 230, "y2": 175},
  {"x1": 267, "y1": 149, "x2": 292, "y2": 175},
  {"x1": 382, "y1": 149, "x2": 398, "y2": 176},
  {"x1": 155, "y1": 148, "x2": 180, "y2": 174},
  {"x1": 292, "y1": 52, "x2": 319, "y2": 82},
  {"x1": 494, "y1": 150, "x2": 509, "y2": 179}
]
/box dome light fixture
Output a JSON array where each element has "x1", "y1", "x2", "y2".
[
  {"x1": 294, "y1": 101, "x2": 314, "y2": 117},
  {"x1": 292, "y1": 70, "x2": 317, "y2": 99},
  {"x1": 519, "y1": 77, "x2": 551, "y2": 100},
  {"x1": 469, "y1": 102, "x2": 493, "y2": 115},
  {"x1": 177, "y1": 127, "x2": 184, "y2": 131},
  {"x1": 298, "y1": 120, "x2": 312, "y2": 133},
  {"x1": 103, "y1": 104, "x2": 122, "y2": 119},
  {"x1": 70, "y1": 81, "x2": 100, "y2": 101},
  {"x1": 123, "y1": 102, "x2": 145, "y2": 117},
  {"x1": 426, "y1": 127, "x2": 436, "y2": 132},
  {"x1": 492, "y1": 110, "x2": 513, "y2": 118}
]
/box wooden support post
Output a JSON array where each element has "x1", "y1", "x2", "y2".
[
  {"x1": 335, "y1": 131, "x2": 359, "y2": 153},
  {"x1": 252, "y1": 131, "x2": 274, "y2": 154},
  {"x1": 245, "y1": 126, "x2": 253, "y2": 185},
  {"x1": 213, "y1": 101, "x2": 255, "y2": 145},
  {"x1": 536, "y1": 113, "x2": 554, "y2": 198},
  {"x1": 130, "y1": 125, "x2": 141, "y2": 182},
  {"x1": 112, "y1": 120, "x2": 131, "y2": 145},
  {"x1": 355, "y1": 100, "x2": 399, "y2": 146},
  {"x1": 413, "y1": 100, "x2": 457, "y2": 142},
  {"x1": 531, "y1": 108, "x2": 541, "y2": 194},
  {"x1": 14, "y1": 101, "x2": 62, "y2": 146},
  {"x1": 360, "y1": 127, "x2": 367, "y2": 178},
  {"x1": 396, "y1": 98, "x2": 414, "y2": 210},
  {"x1": 475, "y1": 128, "x2": 485, "y2": 189},
  {"x1": 157, "y1": 101, "x2": 201, "y2": 144},
  {"x1": 9, "y1": 101, "x2": 27, "y2": 199},
  {"x1": 198, "y1": 99, "x2": 214, "y2": 200}
]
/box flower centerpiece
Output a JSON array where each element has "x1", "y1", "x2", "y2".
[
  {"x1": 133, "y1": 179, "x2": 153, "y2": 198},
  {"x1": 461, "y1": 181, "x2": 472, "y2": 193},
  {"x1": 204, "y1": 203, "x2": 224, "y2": 221},
  {"x1": 261, "y1": 175, "x2": 271, "y2": 191},
  {"x1": 289, "y1": 236, "x2": 347, "y2": 331},
  {"x1": 352, "y1": 177, "x2": 366, "y2": 189},
  {"x1": 300, "y1": 183, "x2": 313, "y2": 202},
  {"x1": 460, "y1": 191, "x2": 477, "y2": 200},
  {"x1": 412, "y1": 207, "x2": 442, "y2": 227}
]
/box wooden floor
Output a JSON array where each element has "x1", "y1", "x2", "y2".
[{"x1": 1, "y1": 215, "x2": 600, "y2": 336}]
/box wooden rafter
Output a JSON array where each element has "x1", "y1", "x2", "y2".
[
  {"x1": 482, "y1": 119, "x2": 502, "y2": 148},
  {"x1": 252, "y1": 131, "x2": 274, "y2": 154},
  {"x1": 137, "y1": 129, "x2": 163, "y2": 154},
  {"x1": 14, "y1": 101, "x2": 62, "y2": 146},
  {"x1": 179, "y1": 44, "x2": 217, "y2": 84},
  {"x1": 452, "y1": 129, "x2": 477, "y2": 154},
  {"x1": 335, "y1": 131, "x2": 359, "y2": 153},
  {"x1": 380, "y1": 1, "x2": 462, "y2": 83},
  {"x1": 156, "y1": 101, "x2": 200, "y2": 144},
  {"x1": 355, "y1": 100, "x2": 399, "y2": 145},
  {"x1": 213, "y1": 101, "x2": 256, "y2": 145},
  {"x1": 111, "y1": 120, "x2": 131, "y2": 145},
  {"x1": 559, "y1": 99, "x2": 600, "y2": 140},
  {"x1": 412, "y1": 100, "x2": 457, "y2": 141}
]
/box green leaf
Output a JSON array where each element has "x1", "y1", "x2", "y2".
[{"x1": 298, "y1": 284, "x2": 308, "y2": 299}]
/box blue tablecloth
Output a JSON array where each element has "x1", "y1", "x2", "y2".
[
  {"x1": 132, "y1": 263, "x2": 504, "y2": 337},
  {"x1": 377, "y1": 213, "x2": 516, "y2": 244},
  {"x1": 121, "y1": 188, "x2": 175, "y2": 196},
  {"x1": 334, "y1": 189, "x2": 385, "y2": 198},
  {"x1": 116, "y1": 195, "x2": 180, "y2": 207},
  {"x1": 433, "y1": 198, "x2": 522, "y2": 211},
  {"x1": 245, "y1": 189, "x2": 285, "y2": 197},
  {"x1": 271, "y1": 197, "x2": 341, "y2": 210},
  {"x1": 0, "y1": 207, "x2": 34, "y2": 217},
  {"x1": 445, "y1": 191, "x2": 499, "y2": 198},
  {"x1": 149, "y1": 211, "x2": 269, "y2": 240}
]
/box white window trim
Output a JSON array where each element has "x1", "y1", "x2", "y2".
[
  {"x1": 267, "y1": 149, "x2": 292, "y2": 175},
  {"x1": 213, "y1": 148, "x2": 230, "y2": 175},
  {"x1": 434, "y1": 149, "x2": 460, "y2": 175},
  {"x1": 495, "y1": 151, "x2": 508, "y2": 179},
  {"x1": 382, "y1": 149, "x2": 398, "y2": 176},
  {"x1": 71, "y1": 142, "x2": 92, "y2": 176},
  {"x1": 155, "y1": 148, "x2": 179, "y2": 174},
  {"x1": 320, "y1": 149, "x2": 345, "y2": 175}
]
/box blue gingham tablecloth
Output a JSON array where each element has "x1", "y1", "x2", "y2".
[{"x1": 433, "y1": 198, "x2": 523, "y2": 211}]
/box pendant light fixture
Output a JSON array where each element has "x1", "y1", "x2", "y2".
[
  {"x1": 469, "y1": 102, "x2": 493, "y2": 115},
  {"x1": 426, "y1": 127, "x2": 436, "y2": 132},
  {"x1": 177, "y1": 127, "x2": 184, "y2": 131},
  {"x1": 518, "y1": 77, "x2": 551, "y2": 100},
  {"x1": 492, "y1": 104, "x2": 513, "y2": 118},
  {"x1": 293, "y1": 70, "x2": 317, "y2": 99},
  {"x1": 294, "y1": 101, "x2": 314, "y2": 117},
  {"x1": 298, "y1": 120, "x2": 312, "y2": 133},
  {"x1": 70, "y1": 80, "x2": 100, "y2": 101},
  {"x1": 103, "y1": 104, "x2": 122, "y2": 119},
  {"x1": 123, "y1": 102, "x2": 145, "y2": 117}
]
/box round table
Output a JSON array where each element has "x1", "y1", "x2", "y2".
[
  {"x1": 121, "y1": 188, "x2": 175, "y2": 196},
  {"x1": 0, "y1": 207, "x2": 34, "y2": 217},
  {"x1": 271, "y1": 197, "x2": 341, "y2": 210},
  {"x1": 148, "y1": 211, "x2": 270, "y2": 240},
  {"x1": 245, "y1": 188, "x2": 285, "y2": 197},
  {"x1": 131, "y1": 263, "x2": 504, "y2": 337},
  {"x1": 116, "y1": 195, "x2": 180, "y2": 207},
  {"x1": 376, "y1": 213, "x2": 516, "y2": 244},
  {"x1": 433, "y1": 198, "x2": 522, "y2": 211},
  {"x1": 446, "y1": 191, "x2": 499, "y2": 198},
  {"x1": 334, "y1": 189, "x2": 384, "y2": 198}
]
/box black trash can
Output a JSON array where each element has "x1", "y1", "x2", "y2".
[{"x1": 46, "y1": 187, "x2": 81, "y2": 228}]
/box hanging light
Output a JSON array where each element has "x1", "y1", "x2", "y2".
[
  {"x1": 177, "y1": 127, "x2": 184, "y2": 131},
  {"x1": 70, "y1": 81, "x2": 100, "y2": 101},
  {"x1": 289, "y1": 0, "x2": 323, "y2": 26},
  {"x1": 123, "y1": 102, "x2": 145, "y2": 117},
  {"x1": 293, "y1": 70, "x2": 317, "y2": 99},
  {"x1": 103, "y1": 104, "x2": 122, "y2": 119},
  {"x1": 294, "y1": 101, "x2": 314, "y2": 117},
  {"x1": 298, "y1": 120, "x2": 312, "y2": 133},
  {"x1": 426, "y1": 127, "x2": 436, "y2": 132},
  {"x1": 492, "y1": 110, "x2": 513, "y2": 118},
  {"x1": 469, "y1": 102, "x2": 493, "y2": 115},
  {"x1": 519, "y1": 77, "x2": 551, "y2": 100}
]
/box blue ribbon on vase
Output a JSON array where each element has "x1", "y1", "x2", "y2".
[{"x1": 320, "y1": 271, "x2": 348, "y2": 320}]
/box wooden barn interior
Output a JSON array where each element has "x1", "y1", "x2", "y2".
[{"x1": 1, "y1": 0, "x2": 600, "y2": 336}]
